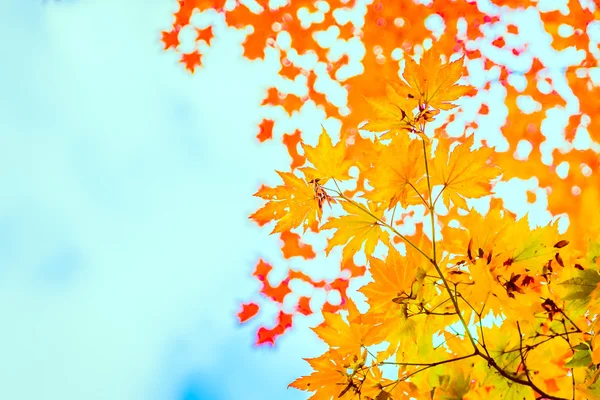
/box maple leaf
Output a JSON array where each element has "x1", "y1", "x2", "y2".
[
  {"x1": 429, "y1": 368, "x2": 473, "y2": 400},
  {"x1": 363, "y1": 304, "x2": 441, "y2": 365},
  {"x1": 364, "y1": 133, "x2": 427, "y2": 209},
  {"x1": 312, "y1": 299, "x2": 368, "y2": 357},
  {"x1": 195, "y1": 26, "x2": 213, "y2": 44},
  {"x1": 360, "y1": 366, "x2": 394, "y2": 399},
  {"x1": 498, "y1": 216, "x2": 561, "y2": 275},
  {"x1": 250, "y1": 171, "x2": 321, "y2": 233},
  {"x1": 576, "y1": 380, "x2": 600, "y2": 400},
  {"x1": 289, "y1": 349, "x2": 367, "y2": 400},
  {"x1": 403, "y1": 47, "x2": 472, "y2": 111},
  {"x1": 256, "y1": 311, "x2": 293, "y2": 346},
  {"x1": 283, "y1": 129, "x2": 305, "y2": 169},
  {"x1": 256, "y1": 118, "x2": 274, "y2": 142},
  {"x1": 464, "y1": 258, "x2": 496, "y2": 308},
  {"x1": 360, "y1": 252, "x2": 442, "y2": 364},
  {"x1": 439, "y1": 202, "x2": 513, "y2": 265},
  {"x1": 359, "y1": 247, "x2": 419, "y2": 315},
  {"x1": 161, "y1": 28, "x2": 180, "y2": 50},
  {"x1": 362, "y1": 49, "x2": 471, "y2": 142},
  {"x1": 431, "y1": 135, "x2": 500, "y2": 210},
  {"x1": 181, "y1": 50, "x2": 202, "y2": 73},
  {"x1": 362, "y1": 82, "x2": 421, "y2": 138},
  {"x1": 237, "y1": 302, "x2": 259, "y2": 323},
  {"x1": 301, "y1": 128, "x2": 352, "y2": 184},
  {"x1": 164, "y1": 2, "x2": 600, "y2": 397},
  {"x1": 280, "y1": 230, "x2": 316, "y2": 259},
  {"x1": 559, "y1": 266, "x2": 600, "y2": 306},
  {"x1": 322, "y1": 201, "x2": 391, "y2": 262}
]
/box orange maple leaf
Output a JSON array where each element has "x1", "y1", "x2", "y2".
[
  {"x1": 250, "y1": 171, "x2": 321, "y2": 233},
  {"x1": 403, "y1": 47, "x2": 471, "y2": 111}
]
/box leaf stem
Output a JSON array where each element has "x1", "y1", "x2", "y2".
[
  {"x1": 419, "y1": 137, "x2": 479, "y2": 352},
  {"x1": 407, "y1": 181, "x2": 428, "y2": 208},
  {"x1": 380, "y1": 352, "x2": 477, "y2": 368},
  {"x1": 421, "y1": 139, "x2": 437, "y2": 263},
  {"x1": 380, "y1": 352, "x2": 478, "y2": 394}
]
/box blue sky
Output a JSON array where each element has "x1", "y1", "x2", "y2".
[
  {"x1": 0, "y1": 0, "x2": 322, "y2": 399},
  {"x1": 0, "y1": 0, "x2": 584, "y2": 399}
]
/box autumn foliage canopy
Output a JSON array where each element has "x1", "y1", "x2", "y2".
[{"x1": 162, "y1": 0, "x2": 600, "y2": 398}]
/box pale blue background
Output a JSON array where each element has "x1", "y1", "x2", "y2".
[
  {"x1": 0, "y1": 0, "x2": 580, "y2": 399},
  {"x1": 0, "y1": 0, "x2": 321, "y2": 399}
]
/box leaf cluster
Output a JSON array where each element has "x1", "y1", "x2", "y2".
[{"x1": 251, "y1": 46, "x2": 600, "y2": 400}]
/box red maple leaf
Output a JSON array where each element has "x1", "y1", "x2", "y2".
[
  {"x1": 253, "y1": 259, "x2": 272, "y2": 281},
  {"x1": 181, "y1": 50, "x2": 202, "y2": 73},
  {"x1": 282, "y1": 129, "x2": 305, "y2": 169},
  {"x1": 280, "y1": 231, "x2": 316, "y2": 259},
  {"x1": 195, "y1": 26, "x2": 213, "y2": 44},
  {"x1": 237, "y1": 302, "x2": 260, "y2": 323},
  {"x1": 257, "y1": 119, "x2": 274, "y2": 142},
  {"x1": 161, "y1": 28, "x2": 180, "y2": 50},
  {"x1": 256, "y1": 311, "x2": 293, "y2": 346},
  {"x1": 296, "y1": 296, "x2": 312, "y2": 316}
]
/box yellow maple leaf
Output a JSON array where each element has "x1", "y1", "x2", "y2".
[
  {"x1": 576, "y1": 368, "x2": 600, "y2": 400},
  {"x1": 439, "y1": 202, "x2": 513, "y2": 262},
  {"x1": 322, "y1": 201, "x2": 391, "y2": 262},
  {"x1": 312, "y1": 299, "x2": 367, "y2": 358},
  {"x1": 524, "y1": 339, "x2": 576, "y2": 398},
  {"x1": 250, "y1": 171, "x2": 320, "y2": 233},
  {"x1": 289, "y1": 349, "x2": 364, "y2": 400},
  {"x1": 592, "y1": 335, "x2": 600, "y2": 365},
  {"x1": 361, "y1": 366, "x2": 394, "y2": 399},
  {"x1": 361, "y1": 82, "x2": 421, "y2": 138},
  {"x1": 429, "y1": 367, "x2": 473, "y2": 400},
  {"x1": 463, "y1": 203, "x2": 514, "y2": 255},
  {"x1": 464, "y1": 257, "x2": 495, "y2": 307},
  {"x1": 364, "y1": 134, "x2": 427, "y2": 209},
  {"x1": 431, "y1": 135, "x2": 500, "y2": 210},
  {"x1": 359, "y1": 247, "x2": 419, "y2": 315},
  {"x1": 498, "y1": 216, "x2": 561, "y2": 275},
  {"x1": 364, "y1": 306, "x2": 445, "y2": 365},
  {"x1": 302, "y1": 127, "x2": 352, "y2": 184}
]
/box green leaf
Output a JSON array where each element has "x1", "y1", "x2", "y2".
[
  {"x1": 565, "y1": 349, "x2": 592, "y2": 368},
  {"x1": 573, "y1": 342, "x2": 590, "y2": 351},
  {"x1": 560, "y1": 268, "x2": 600, "y2": 301},
  {"x1": 587, "y1": 240, "x2": 600, "y2": 266}
]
